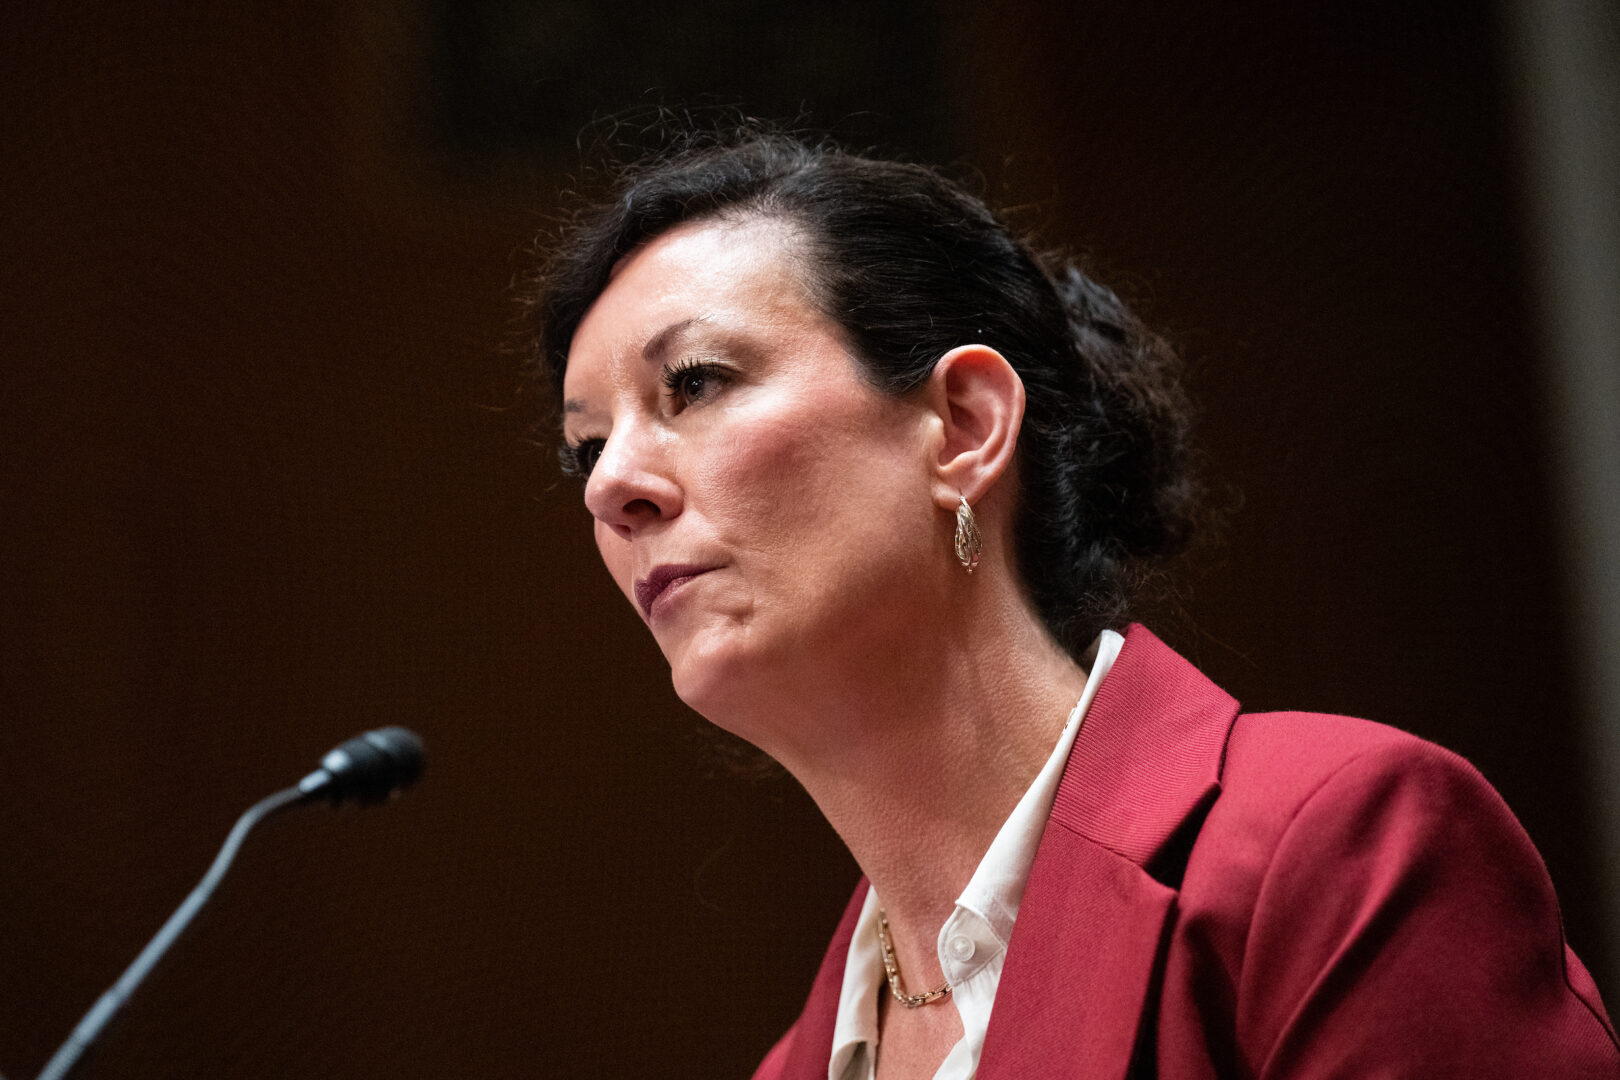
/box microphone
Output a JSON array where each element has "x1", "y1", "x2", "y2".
[
  {"x1": 298, "y1": 725, "x2": 426, "y2": 806},
  {"x1": 34, "y1": 727, "x2": 426, "y2": 1080}
]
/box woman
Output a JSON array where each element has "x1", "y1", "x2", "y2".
[{"x1": 533, "y1": 130, "x2": 1617, "y2": 1078}]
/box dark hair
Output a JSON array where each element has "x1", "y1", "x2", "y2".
[{"x1": 531, "y1": 128, "x2": 1197, "y2": 658}]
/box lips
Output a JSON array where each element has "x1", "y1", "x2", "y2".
[{"x1": 634, "y1": 564, "x2": 715, "y2": 618}]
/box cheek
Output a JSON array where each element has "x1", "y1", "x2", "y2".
[
  {"x1": 697, "y1": 412, "x2": 845, "y2": 527},
  {"x1": 695, "y1": 394, "x2": 926, "y2": 554}
]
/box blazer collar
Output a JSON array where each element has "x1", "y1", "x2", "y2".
[
  {"x1": 1049, "y1": 623, "x2": 1238, "y2": 866},
  {"x1": 978, "y1": 623, "x2": 1240, "y2": 1078}
]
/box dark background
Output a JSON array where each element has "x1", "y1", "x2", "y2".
[{"x1": 2, "y1": 3, "x2": 1611, "y2": 1077}]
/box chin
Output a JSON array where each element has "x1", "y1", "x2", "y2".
[
  {"x1": 663, "y1": 628, "x2": 781, "y2": 743},
  {"x1": 667, "y1": 641, "x2": 744, "y2": 718}
]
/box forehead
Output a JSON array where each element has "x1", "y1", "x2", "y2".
[{"x1": 563, "y1": 217, "x2": 820, "y2": 391}]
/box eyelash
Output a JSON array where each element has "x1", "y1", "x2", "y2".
[
  {"x1": 660, "y1": 357, "x2": 728, "y2": 405},
  {"x1": 562, "y1": 360, "x2": 730, "y2": 481}
]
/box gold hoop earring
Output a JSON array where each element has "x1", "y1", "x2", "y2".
[{"x1": 954, "y1": 495, "x2": 982, "y2": 574}]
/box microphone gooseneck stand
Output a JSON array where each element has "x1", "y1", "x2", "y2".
[
  {"x1": 34, "y1": 726, "x2": 425, "y2": 1080},
  {"x1": 35, "y1": 785, "x2": 306, "y2": 1080}
]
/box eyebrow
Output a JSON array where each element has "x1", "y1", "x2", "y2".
[{"x1": 562, "y1": 317, "x2": 708, "y2": 416}]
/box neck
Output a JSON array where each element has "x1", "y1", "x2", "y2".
[{"x1": 729, "y1": 571, "x2": 1093, "y2": 992}]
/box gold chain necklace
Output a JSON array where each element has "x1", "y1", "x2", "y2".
[{"x1": 876, "y1": 909, "x2": 952, "y2": 1008}]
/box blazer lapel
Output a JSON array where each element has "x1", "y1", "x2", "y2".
[
  {"x1": 979, "y1": 831, "x2": 1177, "y2": 1079},
  {"x1": 979, "y1": 625, "x2": 1240, "y2": 1079}
]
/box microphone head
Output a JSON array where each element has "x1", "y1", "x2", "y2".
[{"x1": 306, "y1": 726, "x2": 425, "y2": 806}]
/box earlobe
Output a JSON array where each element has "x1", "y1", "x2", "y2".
[{"x1": 926, "y1": 345, "x2": 1025, "y2": 509}]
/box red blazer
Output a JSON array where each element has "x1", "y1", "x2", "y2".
[{"x1": 753, "y1": 625, "x2": 1618, "y2": 1078}]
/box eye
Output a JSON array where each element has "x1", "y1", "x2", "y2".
[
  {"x1": 561, "y1": 438, "x2": 604, "y2": 481},
  {"x1": 661, "y1": 359, "x2": 728, "y2": 407}
]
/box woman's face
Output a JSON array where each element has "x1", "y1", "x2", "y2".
[{"x1": 561, "y1": 217, "x2": 944, "y2": 740}]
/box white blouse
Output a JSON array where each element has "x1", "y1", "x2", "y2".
[{"x1": 827, "y1": 629, "x2": 1125, "y2": 1080}]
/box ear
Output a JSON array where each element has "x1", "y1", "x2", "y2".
[{"x1": 921, "y1": 345, "x2": 1025, "y2": 510}]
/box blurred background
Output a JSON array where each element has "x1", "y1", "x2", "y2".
[{"x1": 2, "y1": 2, "x2": 1616, "y2": 1077}]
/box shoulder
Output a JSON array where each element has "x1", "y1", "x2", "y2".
[
  {"x1": 1227, "y1": 707, "x2": 1451, "y2": 787},
  {"x1": 1183, "y1": 709, "x2": 1513, "y2": 913},
  {"x1": 1209, "y1": 709, "x2": 1557, "y2": 972},
  {"x1": 1215, "y1": 708, "x2": 1497, "y2": 839},
  {"x1": 1170, "y1": 710, "x2": 1619, "y2": 1075}
]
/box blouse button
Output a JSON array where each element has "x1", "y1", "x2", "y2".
[{"x1": 947, "y1": 935, "x2": 976, "y2": 962}]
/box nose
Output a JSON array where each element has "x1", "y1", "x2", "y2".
[{"x1": 582, "y1": 422, "x2": 683, "y2": 539}]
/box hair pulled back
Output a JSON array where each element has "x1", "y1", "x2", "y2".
[{"x1": 533, "y1": 128, "x2": 1197, "y2": 658}]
